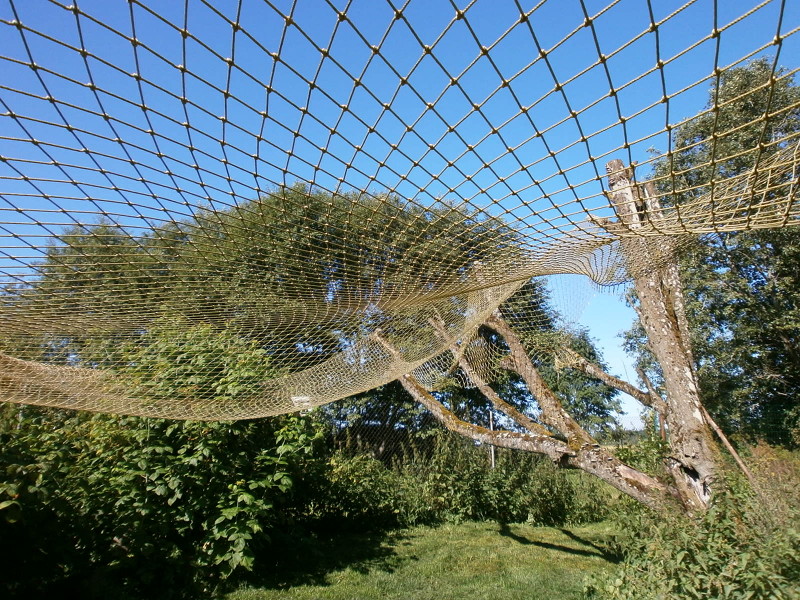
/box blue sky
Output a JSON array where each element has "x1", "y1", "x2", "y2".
[
  {"x1": 582, "y1": 286, "x2": 641, "y2": 427},
  {"x1": 1, "y1": 0, "x2": 799, "y2": 421},
  {"x1": 3, "y1": 0, "x2": 796, "y2": 238},
  {"x1": 545, "y1": 273, "x2": 640, "y2": 427}
]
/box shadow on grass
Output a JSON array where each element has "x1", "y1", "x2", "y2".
[
  {"x1": 558, "y1": 527, "x2": 621, "y2": 561},
  {"x1": 243, "y1": 527, "x2": 414, "y2": 590},
  {"x1": 497, "y1": 523, "x2": 621, "y2": 563}
]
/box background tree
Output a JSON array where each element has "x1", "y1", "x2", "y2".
[
  {"x1": 630, "y1": 58, "x2": 800, "y2": 446},
  {"x1": 4, "y1": 168, "x2": 739, "y2": 534},
  {"x1": 1, "y1": 193, "x2": 627, "y2": 597}
]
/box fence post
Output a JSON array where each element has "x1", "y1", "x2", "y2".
[{"x1": 489, "y1": 410, "x2": 496, "y2": 469}]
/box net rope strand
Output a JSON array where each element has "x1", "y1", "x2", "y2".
[{"x1": 0, "y1": 0, "x2": 799, "y2": 419}]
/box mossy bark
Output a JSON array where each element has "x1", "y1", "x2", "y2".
[{"x1": 397, "y1": 369, "x2": 673, "y2": 511}]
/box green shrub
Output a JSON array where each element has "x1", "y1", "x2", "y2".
[
  {"x1": 583, "y1": 484, "x2": 800, "y2": 600},
  {"x1": 306, "y1": 431, "x2": 616, "y2": 529},
  {"x1": 612, "y1": 413, "x2": 670, "y2": 478},
  {"x1": 0, "y1": 407, "x2": 324, "y2": 599},
  {"x1": 438, "y1": 433, "x2": 614, "y2": 525},
  {"x1": 308, "y1": 451, "x2": 407, "y2": 529},
  {"x1": 401, "y1": 432, "x2": 492, "y2": 522},
  {"x1": 0, "y1": 320, "x2": 327, "y2": 599}
]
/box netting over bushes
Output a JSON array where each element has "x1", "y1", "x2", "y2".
[{"x1": 0, "y1": 0, "x2": 799, "y2": 419}]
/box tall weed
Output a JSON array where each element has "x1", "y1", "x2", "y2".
[
  {"x1": 307, "y1": 431, "x2": 616, "y2": 529},
  {"x1": 583, "y1": 455, "x2": 800, "y2": 600}
]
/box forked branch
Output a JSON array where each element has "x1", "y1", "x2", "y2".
[
  {"x1": 486, "y1": 311, "x2": 594, "y2": 447},
  {"x1": 396, "y1": 372, "x2": 575, "y2": 464},
  {"x1": 376, "y1": 319, "x2": 676, "y2": 510},
  {"x1": 396, "y1": 370, "x2": 672, "y2": 509}
]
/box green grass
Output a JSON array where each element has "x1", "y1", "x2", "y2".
[{"x1": 228, "y1": 521, "x2": 618, "y2": 600}]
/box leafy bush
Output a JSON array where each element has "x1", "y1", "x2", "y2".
[
  {"x1": 0, "y1": 407, "x2": 89, "y2": 595},
  {"x1": 0, "y1": 406, "x2": 324, "y2": 599},
  {"x1": 0, "y1": 309, "x2": 617, "y2": 598},
  {"x1": 305, "y1": 451, "x2": 407, "y2": 528},
  {"x1": 583, "y1": 483, "x2": 800, "y2": 600},
  {"x1": 401, "y1": 434, "x2": 612, "y2": 525},
  {"x1": 401, "y1": 432, "x2": 495, "y2": 522},
  {"x1": 415, "y1": 432, "x2": 614, "y2": 526},
  {"x1": 612, "y1": 413, "x2": 670, "y2": 477},
  {"x1": 0, "y1": 319, "x2": 327, "y2": 599},
  {"x1": 301, "y1": 431, "x2": 615, "y2": 530}
]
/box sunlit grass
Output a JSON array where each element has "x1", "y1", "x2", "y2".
[{"x1": 229, "y1": 521, "x2": 618, "y2": 600}]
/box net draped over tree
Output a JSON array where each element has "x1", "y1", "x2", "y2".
[{"x1": 0, "y1": 0, "x2": 799, "y2": 421}]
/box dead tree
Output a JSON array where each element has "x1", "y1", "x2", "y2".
[
  {"x1": 375, "y1": 317, "x2": 677, "y2": 511},
  {"x1": 601, "y1": 160, "x2": 718, "y2": 511}
]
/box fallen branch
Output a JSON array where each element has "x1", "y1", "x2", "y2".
[
  {"x1": 699, "y1": 404, "x2": 756, "y2": 485},
  {"x1": 376, "y1": 320, "x2": 676, "y2": 510},
  {"x1": 397, "y1": 372, "x2": 575, "y2": 464},
  {"x1": 486, "y1": 311, "x2": 594, "y2": 447}
]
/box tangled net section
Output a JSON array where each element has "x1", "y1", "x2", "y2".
[{"x1": 1, "y1": 0, "x2": 799, "y2": 419}]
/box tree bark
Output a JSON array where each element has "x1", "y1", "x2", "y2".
[
  {"x1": 396, "y1": 372, "x2": 571, "y2": 462},
  {"x1": 396, "y1": 371, "x2": 673, "y2": 510},
  {"x1": 375, "y1": 323, "x2": 674, "y2": 509},
  {"x1": 605, "y1": 160, "x2": 718, "y2": 511}
]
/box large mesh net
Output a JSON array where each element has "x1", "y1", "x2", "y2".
[{"x1": 1, "y1": 0, "x2": 799, "y2": 419}]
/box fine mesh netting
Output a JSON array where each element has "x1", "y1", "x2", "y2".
[{"x1": 1, "y1": 0, "x2": 799, "y2": 419}]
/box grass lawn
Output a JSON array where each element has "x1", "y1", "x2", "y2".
[{"x1": 228, "y1": 521, "x2": 618, "y2": 600}]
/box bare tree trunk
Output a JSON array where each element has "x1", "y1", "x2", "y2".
[{"x1": 605, "y1": 160, "x2": 718, "y2": 511}]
